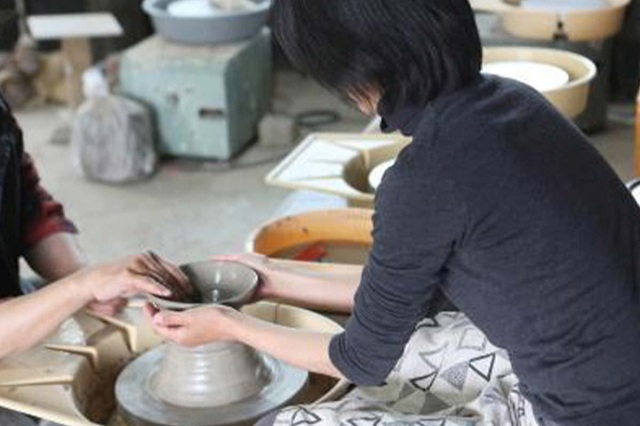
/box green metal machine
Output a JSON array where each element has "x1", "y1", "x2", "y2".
[{"x1": 119, "y1": 30, "x2": 272, "y2": 160}]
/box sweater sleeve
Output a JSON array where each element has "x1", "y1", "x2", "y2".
[
  {"x1": 19, "y1": 151, "x2": 78, "y2": 252},
  {"x1": 329, "y1": 159, "x2": 465, "y2": 386}
]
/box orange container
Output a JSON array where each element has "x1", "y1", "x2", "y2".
[{"x1": 247, "y1": 209, "x2": 373, "y2": 265}]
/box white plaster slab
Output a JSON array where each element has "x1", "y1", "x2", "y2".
[{"x1": 27, "y1": 13, "x2": 123, "y2": 40}]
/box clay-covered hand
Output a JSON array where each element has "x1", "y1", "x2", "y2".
[
  {"x1": 144, "y1": 303, "x2": 237, "y2": 347},
  {"x1": 214, "y1": 253, "x2": 276, "y2": 301},
  {"x1": 70, "y1": 253, "x2": 186, "y2": 304}
]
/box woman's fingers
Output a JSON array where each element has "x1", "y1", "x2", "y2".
[
  {"x1": 151, "y1": 323, "x2": 190, "y2": 345},
  {"x1": 127, "y1": 274, "x2": 172, "y2": 298},
  {"x1": 87, "y1": 298, "x2": 128, "y2": 316},
  {"x1": 153, "y1": 310, "x2": 189, "y2": 327}
]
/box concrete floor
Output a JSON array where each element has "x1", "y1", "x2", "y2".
[{"x1": 14, "y1": 72, "x2": 637, "y2": 272}]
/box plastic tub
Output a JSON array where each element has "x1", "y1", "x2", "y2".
[
  {"x1": 143, "y1": 0, "x2": 271, "y2": 45},
  {"x1": 247, "y1": 209, "x2": 373, "y2": 265}
]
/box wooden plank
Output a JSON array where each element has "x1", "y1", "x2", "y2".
[{"x1": 27, "y1": 13, "x2": 123, "y2": 40}]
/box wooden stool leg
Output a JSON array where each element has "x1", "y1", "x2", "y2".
[{"x1": 61, "y1": 38, "x2": 93, "y2": 108}]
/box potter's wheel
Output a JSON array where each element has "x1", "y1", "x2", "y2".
[
  {"x1": 117, "y1": 260, "x2": 308, "y2": 426},
  {"x1": 116, "y1": 344, "x2": 308, "y2": 426}
]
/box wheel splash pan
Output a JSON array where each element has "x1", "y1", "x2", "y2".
[{"x1": 484, "y1": 47, "x2": 597, "y2": 119}]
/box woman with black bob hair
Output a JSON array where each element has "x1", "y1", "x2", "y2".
[{"x1": 147, "y1": 1, "x2": 640, "y2": 425}]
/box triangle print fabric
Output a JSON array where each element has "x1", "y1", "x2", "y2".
[{"x1": 274, "y1": 313, "x2": 540, "y2": 426}]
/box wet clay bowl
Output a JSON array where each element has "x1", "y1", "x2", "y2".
[{"x1": 149, "y1": 261, "x2": 259, "y2": 311}]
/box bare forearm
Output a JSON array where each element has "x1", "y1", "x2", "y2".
[
  {"x1": 228, "y1": 310, "x2": 344, "y2": 379},
  {"x1": 25, "y1": 234, "x2": 88, "y2": 281},
  {"x1": 0, "y1": 277, "x2": 90, "y2": 359},
  {"x1": 266, "y1": 262, "x2": 362, "y2": 313}
]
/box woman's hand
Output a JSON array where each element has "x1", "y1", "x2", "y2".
[
  {"x1": 216, "y1": 253, "x2": 361, "y2": 314},
  {"x1": 0, "y1": 252, "x2": 193, "y2": 360},
  {"x1": 144, "y1": 301, "x2": 344, "y2": 380},
  {"x1": 144, "y1": 303, "x2": 237, "y2": 347},
  {"x1": 214, "y1": 253, "x2": 278, "y2": 300}
]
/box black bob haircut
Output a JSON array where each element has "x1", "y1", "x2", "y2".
[{"x1": 272, "y1": 0, "x2": 482, "y2": 113}]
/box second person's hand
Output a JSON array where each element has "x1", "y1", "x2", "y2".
[{"x1": 69, "y1": 253, "x2": 180, "y2": 306}]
